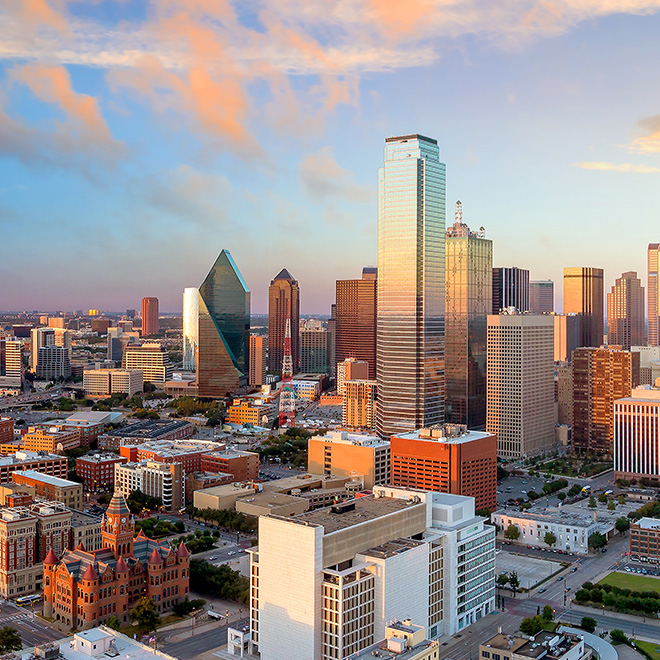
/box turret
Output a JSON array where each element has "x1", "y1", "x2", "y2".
[{"x1": 43, "y1": 549, "x2": 58, "y2": 618}]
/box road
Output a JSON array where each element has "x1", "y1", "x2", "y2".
[
  {"x1": 159, "y1": 617, "x2": 249, "y2": 657},
  {"x1": 0, "y1": 602, "x2": 62, "y2": 648}
]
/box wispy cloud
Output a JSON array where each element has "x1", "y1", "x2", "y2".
[
  {"x1": 628, "y1": 114, "x2": 660, "y2": 154},
  {"x1": 573, "y1": 161, "x2": 660, "y2": 173}
]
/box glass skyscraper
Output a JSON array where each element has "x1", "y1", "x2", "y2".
[
  {"x1": 376, "y1": 134, "x2": 446, "y2": 438},
  {"x1": 197, "y1": 250, "x2": 250, "y2": 398},
  {"x1": 182, "y1": 287, "x2": 198, "y2": 371}
]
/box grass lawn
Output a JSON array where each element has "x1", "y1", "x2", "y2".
[
  {"x1": 599, "y1": 572, "x2": 660, "y2": 593},
  {"x1": 634, "y1": 640, "x2": 660, "y2": 660}
]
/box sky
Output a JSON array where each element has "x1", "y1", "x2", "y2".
[{"x1": 1, "y1": 1, "x2": 660, "y2": 315}]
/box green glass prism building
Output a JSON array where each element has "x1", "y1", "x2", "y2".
[
  {"x1": 376, "y1": 134, "x2": 446, "y2": 438},
  {"x1": 197, "y1": 250, "x2": 250, "y2": 398}
]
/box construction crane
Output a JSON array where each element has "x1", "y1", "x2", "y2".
[{"x1": 278, "y1": 302, "x2": 296, "y2": 428}]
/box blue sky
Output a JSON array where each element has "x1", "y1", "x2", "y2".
[{"x1": 1, "y1": 1, "x2": 660, "y2": 314}]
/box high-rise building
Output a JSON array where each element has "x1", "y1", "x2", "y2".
[
  {"x1": 83, "y1": 369, "x2": 144, "y2": 398},
  {"x1": 486, "y1": 314, "x2": 555, "y2": 460},
  {"x1": 249, "y1": 335, "x2": 267, "y2": 388},
  {"x1": 122, "y1": 343, "x2": 173, "y2": 386},
  {"x1": 556, "y1": 361, "x2": 574, "y2": 427},
  {"x1": 649, "y1": 244, "x2": 660, "y2": 346},
  {"x1": 30, "y1": 327, "x2": 54, "y2": 372},
  {"x1": 631, "y1": 346, "x2": 660, "y2": 385},
  {"x1": 377, "y1": 134, "x2": 446, "y2": 439},
  {"x1": 36, "y1": 345, "x2": 71, "y2": 380},
  {"x1": 182, "y1": 287, "x2": 199, "y2": 371},
  {"x1": 268, "y1": 269, "x2": 300, "y2": 374},
  {"x1": 300, "y1": 328, "x2": 329, "y2": 373},
  {"x1": 572, "y1": 346, "x2": 640, "y2": 454},
  {"x1": 607, "y1": 271, "x2": 645, "y2": 350},
  {"x1": 107, "y1": 327, "x2": 140, "y2": 363},
  {"x1": 530, "y1": 280, "x2": 554, "y2": 313},
  {"x1": 336, "y1": 357, "x2": 369, "y2": 396},
  {"x1": 445, "y1": 208, "x2": 492, "y2": 428},
  {"x1": 563, "y1": 267, "x2": 604, "y2": 348},
  {"x1": 0, "y1": 340, "x2": 22, "y2": 387},
  {"x1": 328, "y1": 303, "x2": 337, "y2": 377},
  {"x1": 126, "y1": 309, "x2": 136, "y2": 319},
  {"x1": 342, "y1": 379, "x2": 377, "y2": 431},
  {"x1": 197, "y1": 250, "x2": 250, "y2": 398},
  {"x1": 554, "y1": 314, "x2": 581, "y2": 362},
  {"x1": 335, "y1": 267, "x2": 377, "y2": 379},
  {"x1": 114, "y1": 460, "x2": 184, "y2": 512},
  {"x1": 614, "y1": 385, "x2": 660, "y2": 484},
  {"x1": 492, "y1": 267, "x2": 530, "y2": 314},
  {"x1": 390, "y1": 424, "x2": 497, "y2": 512},
  {"x1": 141, "y1": 297, "x2": 159, "y2": 337}
]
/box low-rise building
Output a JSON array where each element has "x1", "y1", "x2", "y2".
[
  {"x1": 227, "y1": 398, "x2": 276, "y2": 425},
  {"x1": 83, "y1": 368, "x2": 143, "y2": 398},
  {"x1": 352, "y1": 620, "x2": 440, "y2": 660},
  {"x1": 201, "y1": 448, "x2": 259, "y2": 481},
  {"x1": 0, "y1": 451, "x2": 68, "y2": 483},
  {"x1": 164, "y1": 380, "x2": 198, "y2": 398},
  {"x1": 76, "y1": 453, "x2": 128, "y2": 491},
  {"x1": 122, "y1": 342, "x2": 173, "y2": 387},
  {"x1": 0, "y1": 417, "x2": 13, "y2": 444},
  {"x1": 12, "y1": 470, "x2": 83, "y2": 510},
  {"x1": 98, "y1": 419, "x2": 194, "y2": 451},
  {"x1": 479, "y1": 630, "x2": 587, "y2": 660},
  {"x1": 22, "y1": 426, "x2": 80, "y2": 453},
  {"x1": 119, "y1": 438, "x2": 224, "y2": 474},
  {"x1": 290, "y1": 374, "x2": 328, "y2": 400},
  {"x1": 185, "y1": 471, "x2": 234, "y2": 502},
  {"x1": 630, "y1": 517, "x2": 660, "y2": 563},
  {"x1": 114, "y1": 460, "x2": 184, "y2": 512},
  {"x1": 70, "y1": 509, "x2": 103, "y2": 552}
]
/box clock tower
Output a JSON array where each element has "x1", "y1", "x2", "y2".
[{"x1": 102, "y1": 492, "x2": 135, "y2": 559}]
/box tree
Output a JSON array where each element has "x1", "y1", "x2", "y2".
[
  {"x1": 615, "y1": 517, "x2": 630, "y2": 535},
  {"x1": 588, "y1": 496, "x2": 597, "y2": 508},
  {"x1": 610, "y1": 630, "x2": 628, "y2": 644},
  {"x1": 105, "y1": 616, "x2": 121, "y2": 631},
  {"x1": 130, "y1": 596, "x2": 161, "y2": 633},
  {"x1": 558, "y1": 492, "x2": 566, "y2": 501},
  {"x1": 542, "y1": 605, "x2": 554, "y2": 622},
  {"x1": 497, "y1": 574, "x2": 510, "y2": 587},
  {"x1": 0, "y1": 627, "x2": 22, "y2": 653},
  {"x1": 520, "y1": 616, "x2": 544, "y2": 636},
  {"x1": 544, "y1": 532, "x2": 557, "y2": 547},
  {"x1": 508, "y1": 571, "x2": 520, "y2": 597},
  {"x1": 504, "y1": 524, "x2": 520, "y2": 541},
  {"x1": 588, "y1": 532, "x2": 607, "y2": 551},
  {"x1": 598, "y1": 493, "x2": 607, "y2": 503},
  {"x1": 607, "y1": 500, "x2": 616, "y2": 511},
  {"x1": 618, "y1": 494, "x2": 626, "y2": 505},
  {"x1": 580, "y1": 617, "x2": 597, "y2": 633},
  {"x1": 568, "y1": 484, "x2": 582, "y2": 497}
]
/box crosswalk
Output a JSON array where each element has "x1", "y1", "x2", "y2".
[{"x1": 0, "y1": 613, "x2": 29, "y2": 625}]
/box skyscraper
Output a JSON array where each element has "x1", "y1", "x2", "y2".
[
  {"x1": 445, "y1": 205, "x2": 492, "y2": 428},
  {"x1": 648, "y1": 244, "x2": 660, "y2": 346},
  {"x1": 197, "y1": 250, "x2": 250, "y2": 398},
  {"x1": 335, "y1": 267, "x2": 377, "y2": 379},
  {"x1": 530, "y1": 280, "x2": 554, "y2": 313},
  {"x1": 492, "y1": 267, "x2": 530, "y2": 314},
  {"x1": 182, "y1": 287, "x2": 199, "y2": 371},
  {"x1": 30, "y1": 327, "x2": 54, "y2": 372},
  {"x1": 268, "y1": 269, "x2": 300, "y2": 374},
  {"x1": 249, "y1": 335, "x2": 267, "y2": 388},
  {"x1": 376, "y1": 134, "x2": 446, "y2": 438},
  {"x1": 607, "y1": 271, "x2": 645, "y2": 350},
  {"x1": 563, "y1": 267, "x2": 604, "y2": 348},
  {"x1": 300, "y1": 328, "x2": 329, "y2": 373},
  {"x1": 141, "y1": 297, "x2": 159, "y2": 337}
]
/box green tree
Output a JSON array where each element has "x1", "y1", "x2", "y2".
[
  {"x1": 558, "y1": 492, "x2": 567, "y2": 501},
  {"x1": 615, "y1": 517, "x2": 630, "y2": 535},
  {"x1": 607, "y1": 500, "x2": 616, "y2": 511},
  {"x1": 105, "y1": 616, "x2": 121, "y2": 631},
  {"x1": 610, "y1": 630, "x2": 628, "y2": 644},
  {"x1": 504, "y1": 524, "x2": 520, "y2": 541},
  {"x1": 588, "y1": 532, "x2": 607, "y2": 551},
  {"x1": 497, "y1": 574, "x2": 509, "y2": 587},
  {"x1": 588, "y1": 496, "x2": 597, "y2": 508},
  {"x1": 618, "y1": 494, "x2": 626, "y2": 505},
  {"x1": 580, "y1": 617, "x2": 597, "y2": 633},
  {"x1": 520, "y1": 616, "x2": 544, "y2": 636},
  {"x1": 598, "y1": 493, "x2": 607, "y2": 503},
  {"x1": 508, "y1": 571, "x2": 520, "y2": 598},
  {"x1": 568, "y1": 484, "x2": 582, "y2": 497},
  {"x1": 542, "y1": 605, "x2": 554, "y2": 622},
  {"x1": 544, "y1": 532, "x2": 557, "y2": 547},
  {"x1": 0, "y1": 627, "x2": 22, "y2": 653},
  {"x1": 130, "y1": 596, "x2": 161, "y2": 633}
]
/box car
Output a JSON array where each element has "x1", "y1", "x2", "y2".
[
  {"x1": 496, "y1": 549, "x2": 501, "y2": 554},
  {"x1": 602, "y1": 548, "x2": 607, "y2": 553},
  {"x1": 565, "y1": 587, "x2": 570, "y2": 592},
  {"x1": 539, "y1": 588, "x2": 547, "y2": 593},
  {"x1": 527, "y1": 545, "x2": 532, "y2": 549},
  {"x1": 208, "y1": 556, "x2": 217, "y2": 560},
  {"x1": 557, "y1": 576, "x2": 563, "y2": 581},
  {"x1": 571, "y1": 567, "x2": 578, "y2": 572},
  {"x1": 626, "y1": 567, "x2": 631, "y2": 572}
]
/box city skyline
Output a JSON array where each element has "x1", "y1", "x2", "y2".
[{"x1": 1, "y1": 2, "x2": 660, "y2": 314}]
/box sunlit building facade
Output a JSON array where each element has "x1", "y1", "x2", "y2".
[
  {"x1": 492, "y1": 267, "x2": 529, "y2": 314},
  {"x1": 649, "y1": 244, "x2": 660, "y2": 346},
  {"x1": 563, "y1": 267, "x2": 604, "y2": 348},
  {"x1": 141, "y1": 297, "x2": 159, "y2": 337},
  {"x1": 182, "y1": 287, "x2": 199, "y2": 371},
  {"x1": 249, "y1": 335, "x2": 267, "y2": 388},
  {"x1": 376, "y1": 134, "x2": 446, "y2": 438},
  {"x1": 607, "y1": 271, "x2": 645, "y2": 350},
  {"x1": 445, "y1": 213, "x2": 492, "y2": 428},
  {"x1": 197, "y1": 250, "x2": 250, "y2": 398},
  {"x1": 530, "y1": 280, "x2": 554, "y2": 313},
  {"x1": 268, "y1": 268, "x2": 300, "y2": 374}
]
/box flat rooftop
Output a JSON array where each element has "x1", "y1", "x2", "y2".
[
  {"x1": 482, "y1": 631, "x2": 582, "y2": 660},
  {"x1": 394, "y1": 425, "x2": 493, "y2": 444},
  {"x1": 15, "y1": 470, "x2": 78, "y2": 488},
  {"x1": 351, "y1": 636, "x2": 439, "y2": 660},
  {"x1": 495, "y1": 509, "x2": 596, "y2": 528},
  {"x1": 361, "y1": 537, "x2": 424, "y2": 559},
  {"x1": 0, "y1": 451, "x2": 63, "y2": 465},
  {"x1": 100, "y1": 419, "x2": 191, "y2": 438},
  {"x1": 635, "y1": 517, "x2": 660, "y2": 530},
  {"x1": 314, "y1": 430, "x2": 389, "y2": 448}
]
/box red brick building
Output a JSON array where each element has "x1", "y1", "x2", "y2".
[
  {"x1": 76, "y1": 453, "x2": 128, "y2": 490},
  {"x1": 44, "y1": 492, "x2": 190, "y2": 631},
  {"x1": 0, "y1": 418, "x2": 13, "y2": 445},
  {"x1": 0, "y1": 451, "x2": 68, "y2": 484},
  {"x1": 201, "y1": 449, "x2": 259, "y2": 481},
  {"x1": 390, "y1": 425, "x2": 497, "y2": 512},
  {"x1": 118, "y1": 439, "x2": 222, "y2": 474}
]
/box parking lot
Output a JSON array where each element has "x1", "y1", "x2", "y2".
[
  {"x1": 498, "y1": 474, "x2": 549, "y2": 507},
  {"x1": 496, "y1": 550, "x2": 563, "y2": 589}
]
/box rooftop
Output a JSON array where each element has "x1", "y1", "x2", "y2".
[
  {"x1": 0, "y1": 450, "x2": 63, "y2": 465},
  {"x1": 65, "y1": 411, "x2": 123, "y2": 425},
  {"x1": 635, "y1": 517, "x2": 660, "y2": 530},
  {"x1": 78, "y1": 453, "x2": 126, "y2": 463},
  {"x1": 361, "y1": 537, "x2": 423, "y2": 559},
  {"x1": 314, "y1": 430, "x2": 389, "y2": 448},
  {"x1": 494, "y1": 509, "x2": 596, "y2": 528},
  {"x1": 482, "y1": 631, "x2": 583, "y2": 660},
  {"x1": 100, "y1": 419, "x2": 192, "y2": 438},
  {"x1": 14, "y1": 470, "x2": 79, "y2": 488},
  {"x1": 393, "y1": 424, "x2": 494, "y2": 444}
]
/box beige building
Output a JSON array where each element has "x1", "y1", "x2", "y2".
[
  {"x1": 563, "y1": 266, "x2": 604, "y2": 348},
  {"x1": 12, "y1": 471, "x2": 83, "y2": 510},
  {"x1": 343, "y1": 379, "x2": 377, "y2": 431},
  {"x1": 249, "y1": 335, "x2": 267, "y2": 388},
  {"x1": 114, "y1": 460, "x2": 184, "y2": 512},
  {"x1": 487, "y1": 313, "x2": 555, "y2": 459},
  {"x1": 122, "y1": 343, "x2": 173, "y2": 387},
  {"x1": 556, "y1": 361, "x2": 573, "y2": 426},
  {"x1": 352, "y1": 620, "x2": 439, "y2": 660},
  {"x1": 83, "y1": 368, "x2": 143, "y2": 398},
  {"x1": 553, "y1": 314, "x2": 581, "y2": 362},
  {"x1": 308, "y1": 430, "x2": 390, "y2": 489},
  {"x1": 336, "y1": 358, "x2": 369, "y2": 396},
  {"x1": 22, "y1": 426, "x2": 80, "y2": 453},
  {"x1": 607, "y1": 271, "x2": 645, "y2": 350}
]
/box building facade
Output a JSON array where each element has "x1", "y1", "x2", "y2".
[
  {"x1": 530, "y1": 280, "x2": 554, "y2": 313},
  {"x1": 268, "y1": 268, "x2": 300, "y2": 374},
  {"x1": 76, "y1": 453, "x2": 128, "y2": 491},
  {"x1": 630, "y1": 518, "x2": 660, "y2": 563},
  {"x1": 114, "y1": 461, "x2": 184, "y2": 512},
  {"x1": 36, "y1": 345, "x2": 71, "y2": 380},
  {"x1": 607, "y1": 271, "x2": 645, "y2": 350},
  {"x1": 249, "y1": 335, "x2": 267, "y2": 388},
  {"x1": 300, "y1": 329, "x2": 330, "y2": 373},
  {"x1": 554, "y1": 314, "x2": 581, "y2": 363},
  {"x1": 200, "y1": 449, "x2": 259, "y2": 481},
  {"x1": 182, "y1": 287, "x2": 199, "y2": 371},
  {"x1": 343, "y1": 379, "x2": 377, "y2": 431},
  {"x1": 492, "y1": 267, "x2": 529, "y2": 314},
  {"x1": 122, "y1": 343, "x2": 172, "y2": 387},
  {"x1": 337, "y1": 358, "x2": 369, "y2": 396},
  {"x1": 377, "y1": 134, "x2": 446, "y2": 438},
  {"x1": 563, "y1": 267, "x2": 604, "y2": 348},
  {"x1": 141, "y1": 297, "x2": 159, "y2": 337},
  {"x1": 12, "y1": 471, "x2": 82, "y2": 510},
  {"x1": 649, "y1": 244, "x2": 660, "y2": 347},
  {"x1": 83, "y1": 368, "x2": 143, "y2": 398},
  {"x1": 98, "y1": 420, "x2": 194, "y2": 451},
  {"x1": 0, "y1": 451, "x2": 68, "y2": 483}
]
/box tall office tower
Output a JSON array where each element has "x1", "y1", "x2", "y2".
[
  {"x1": 649, "y1": 244, "x2": 660, "y2": 346},
  {"x1": 182, "y1": 287, "x2": 199, "y2": 371},
  {"x1": 122, "y1": 343, "x2": 173, "y2": 387},
  {"x1": 530, "y1": 280, "x2": 554, "y2": 313},
  {"x1": 336, "y1": 357, "x2": 369, "y2": 396},
  {"x1": 486, "y1": 314, "x2": 555, "y2": 459},
  {"x1": 335, "y1": 267, "x2": 377, "y2": 379},
  {"x1": 563, "y1": 267, "x2": 604, "y2": 348},
  {"x1": 300, "y1": 328, "x2": 329, "y2": 373},
  {"x1": 445, "y1": 207, "x2": 492, "y2": 428},
  {"x1": 556, "y1": 361, "x2": 573, "y2": 426},
  {"x1": 268, "y1": 269, "x2": 300, "y2": 374},
  {"x1": 0, "y1": 340, "x2": 22, "y2": 387},
  {"x1": 572, "y1": 346, "x2": 640, "y2": 454},
  {"x1": 141, "y1": 297, "x2": 159, "y2": 337},
  {"x1": 53, "y1": 328, "x2": 71, "y2": 356},
  {"x1": 30, "y1": 327, "x2": 54, "y2": 372},
  {"x1": 36, "y1": 345, "x2": 71, "y2": 380},
  {"x1": 377, "y1": 134, "x2": 446, "y2": 439},
  {"x1": 614, "y1": 385, "x2": 660, "y2": 483},
  {"x1": 631, "y1": 346, "x2": 660, "y2": 385},
  {"x1": 328, "y1": 304, "x2": 336, "y2": 377},
  {"x1": 554, "y1": 314, "x2": 581, "y2": 362},
  {"x1": 607, "y1": 271, "x2": 645, "y2": 350},
  {"x1": 491, "y1": 267, "x2": 530, "y2": 314},
  {"x1": 107, "y1": 327, "x2": 139, "y2": 363},
  {"x1": 249, "y1": 335, "x2": 267, "y2": 388},
  {"x1": 342, "y1": 380, "x2": 378, "y2": 431},
  {"x1": 197, "y1": 250, "x2": 250, "y2": 398}
]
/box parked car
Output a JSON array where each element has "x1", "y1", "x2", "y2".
[{"x1": 557, "y1": 576, "x2": 563, "y2": 581}]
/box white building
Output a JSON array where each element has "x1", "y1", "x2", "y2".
[
  {"x1": 183, "y1": 287, "x2": 199, "y2": 371},
  {"x1": 83, "y1": 368, "x2": 143, "y2": 398},
  {"x1": 249, "y1": 486, "x2": 495, "y2": 660},
  {"x1": 631, "y1": 346, "x2": 660, "y2": 385},
  {"x1": 114, "y1": 460, "x2": 184, "y2": 511},
  {"x1": 122, "y1": 343, "x2": 173, "y2": 387}
]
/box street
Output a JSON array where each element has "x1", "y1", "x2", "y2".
[
  {"x1": 0, "y1": 602, "x2": 62, "y2": 648},
  {"x1": 159, "y1": 617, "x2": 249, "y2": 657}
]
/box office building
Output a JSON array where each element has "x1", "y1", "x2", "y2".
[
  {"x1": 308, "y1": 430, "x2": 390, "y2": 489},
  {"x1": 337, "y1": 357, "x2": 369, "y2": 396},
  {"x1": 554, "y1": 314, "x2": 581, "y2": 362},
  {"x1": 563, "y1": 267, "x2": 604, "y2": 348},
  {"x1": 614, "y1": 385, "x2": 660, "y2": 483},
  {"x1": 632, "y1": 346, "x2": 660, "y2": 385},
  {"x1": 445, "y1": 210, "x2": 492, "y2": 427},
  {"x1": 0, "y1": 451, "x2": 68, "y2": 483},
  {"x1": 119, "y1": 438, "x2": 224, "y2": 474},
  {"x1": 249, "y1": 486, "x2": 495, "y2": 659},
  {"x1": 114, "y1": 460, "x2": 184, "y2": 512},
  {"x1": 650, "y1": 244, "x2": 660, "y2": 346},
  {"x1": 249, "y1": 334, "x2": 267, "y2": 388},
  {"x1": 83, "y1": 368, "x2": 143, "y2": 398},
  {"x1": 268, "y1": 268, "x2": 300, "y2": 374},
  {"x1": 556, "y1": 361, "x2": 573, "y2": 426},
  {"x1": 30, "y1": 327, "x2": 54, "y2": 372},
  {"x1": 343, "y1": 379, "x2": 378, "y2": 431},
  {"x1": 107, "y1": 327, "x2": 140, "y2": 363},
  {"x1": 390, "y1": 424, "x2": 496, "y2": 511},
  {"x1": 76, "y1": 453, "x2": 128, "y2": 490},
  {"x1": 492, "y1": 267, "x2": 529, "y2": 314},
  {"x1": 480, "y1": 630, "x2": 585, "y2": 660},
  {"x1": 90, "y1": 318, "x2": 110, "y2": 335},
  {"x1": 141, "y1": 297, "x2": 159, "y2": 336},
  {"x1": 377, "y1": 134, "x2": 445, "y2": 438},
  {"x1": 573, "y1": 346, "x2": 639, "y2": 453},
  {"x1": 607, "y1": 271, "x2": 645, "y2": 349},
  {"x1": 300, "y1": 328, "x2": 330, "y2": 373},
  {"x1": 12, "y1": 470, "x2": 83, "y2": 510},
  {"x1": 0, "y1": 418, "x2": 13, "y2": 444},
  {"x1": 182, "y1": 287, "x2": 198, "y2": 371},
  {"x1": 48, "y1": 317, "x2": 65, "y2": 329},
  {"x1": 198, "y1": 249, "x2": 250, "y2": 397},
  {"x1": 227, "y1": 398, "x2": 276, "y2": 425},
  {"x1": 98, "y1": 419, "x2": 194, "y2": 451},
  {"x1": 335, "y1": 267, "x2": 377, "y2": 379},
  {"x1": 122, "y1": 343, "x2": 172, "y2": 387},
  {"x1": 630, "y1": 518, "x2": 660, "y2": 563},
  {"x1": 126, "y1": 308, "x2": 136, "y2": 319},
  {"x1": 328, "y1": 303, "x2": 337, "y2": 376},
  {"x1": 22, "y1": 426, "x2": 80, "y2": 453},
  {"x1": 530, "y1": 280, "x2": 554, "y2": 313},
  {"x1": 486, "y1": 314, "x2": 555, "y2": 459},
  {"x1": 200, "y1": 449, "x2": 259, "y2": 481},
  {"x1": 36, "y1": 345, "x2": 71, "y2": 380},
  {"x1": 44, "y1": 492, "x2": 190, "y2": 630},
  {"x1": 0, "y1": 339, "x2": 22, "y2": 387}
]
